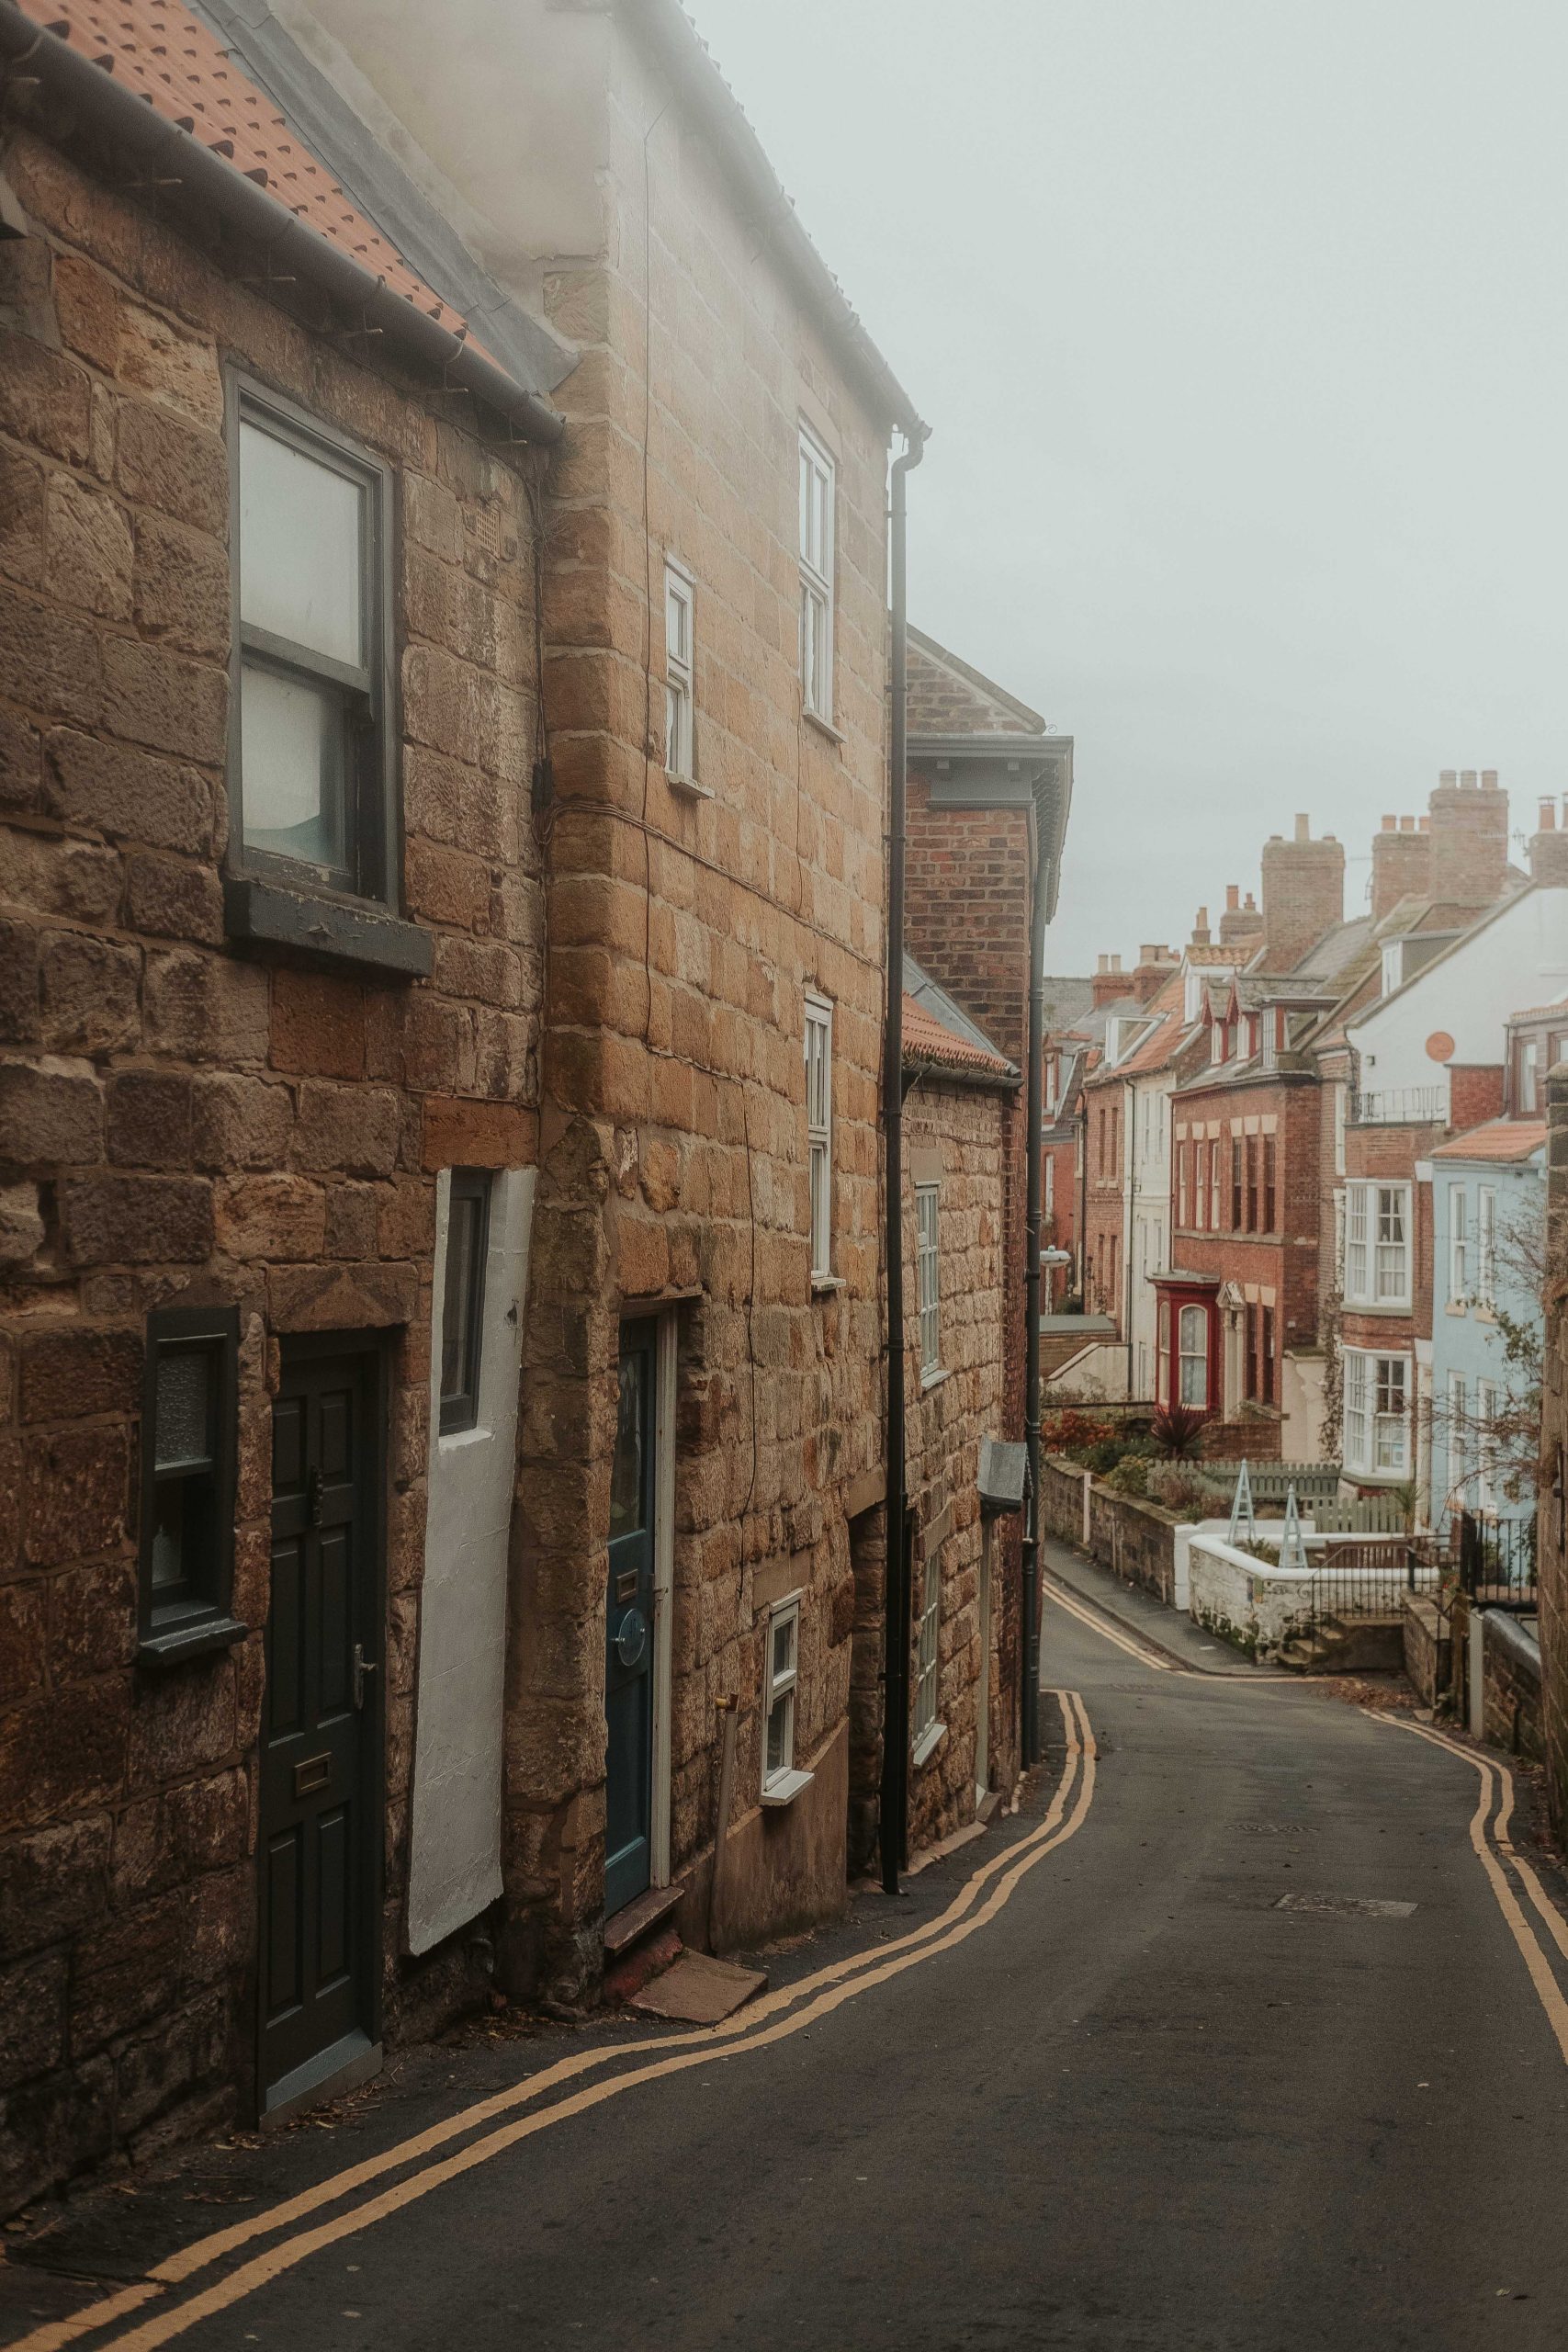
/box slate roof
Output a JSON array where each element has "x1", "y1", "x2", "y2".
[
  {"x1": 1429, "y1": 1119, "x2": 1547, "y2": 1164},
  {"x1": 902, "y1": 954, "x2": 1017, "y2": 1081}
]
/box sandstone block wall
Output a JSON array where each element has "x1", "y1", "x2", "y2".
[
  {"x1": 0, "y1": 129, "x2": 544, "y2": 2207},
  {"x1": 502, "y1": 23, "x2": 893, "y2": 1988},
  {"x1": 902, "y1": 1080, "x2": 1014, "y2": 1855}
]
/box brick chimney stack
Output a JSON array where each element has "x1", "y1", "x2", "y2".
[
  {"x1": 1130, "y1": 942, "x2": 1178, "y2": 1002},
  {"x1": 1531, "y1": 795, "x2": 1568, "y2": 888},
  {"x1": 1090, "y1": 951, "x2": 1128, "y2": 1008},
  {"x1": 1190, "y1": 906, "x2": 1212, "y2": 948},
  {"x1": 1218, "y1": 883, "x2": 1264, "y2": 947},
  {"x1": 1427, "y1": 766, "x2": 1509, "y2": 910},
  {"x1": 1371, "y1": 812, "x2": 1432, "y2": 922},
  {"x1": 1260, "y1": 814, "x2": 1345, "y2": 971}
]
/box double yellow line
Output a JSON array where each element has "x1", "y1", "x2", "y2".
[
  {"x1": 1371, "y1": 1712, "x2": 1568, "y2": 2064},
  {"x1": 16, "y1": 1692, "x2": 1098, "y2": 2352}
]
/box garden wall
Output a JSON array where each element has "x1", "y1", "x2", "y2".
[{"x1": 1040, "y1": 1454, "x2": 1177, "y2": 1605}]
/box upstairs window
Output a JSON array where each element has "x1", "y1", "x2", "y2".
[
  {"x1": 805, "y1": 993, "x2": 834, "y2": 1279},
  {"x1": 797, "y1": 425, "x2": 835, "y2": 724},
  {"x1": 1262, "y1": 1136, "x2": 1278, "y2": 1232},
  {"x1": 232, "y1": 385, "x2": 390, "y2": 905},
  {"x1": 1230, "y1": 1136, "x2": 1244, "y2": 1230},
  {"x1": 916, "y1": 1182, "x2": 941, "y2": 1381},
  {"x1": 1515, "y1": 1035, "x2": 1540, "y2": 1115},
  {"x1": 1477, "y1": 1185, "x2": 1496, "y2": 1307},
  {"x1": 139, "y1": 1305, "x2": 241, "y2": 1660},
  {"x1": 1449, "y1": 1184, "x2": 1469, "y2": 1304},
  {"x1": 663, "y1": 560, "x2": 695, "y2": 783},
  {"x1": 1344, "y1": 1182, "x2": 1412, "y2": 1311},
  {"x1": 439, "y1": 1170, "x2": 491, "y2": 1435},
  {"x1": 1209, "y1": 1140, "x2": 1222, "y2": 1230},
  {"x1": 1210, "y1": 1020, "x2": 1228, "y2": 1066}
]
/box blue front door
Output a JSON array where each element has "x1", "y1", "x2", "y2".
[{"x1": 604, "y1": 1318, "x2": 657, "y2": 1918}]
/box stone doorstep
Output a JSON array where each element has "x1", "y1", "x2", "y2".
[
  {"x1": 603, "y1": 1881, "x2": 685, "y2": 1959},
  {"x1": 625, "y1": 1950, "x2": 768, "y2": 2028}
]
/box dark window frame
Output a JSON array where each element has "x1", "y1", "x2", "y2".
[
  {"x1": 439, "y1": 1169, "x2": 492, "y2": 1436},
  {"x1": 138, "y1": 1303, "x2": 243, "y2": 1665},
  {"x1": 222, "y1": 371, "x2": 431, "y2": 979}
]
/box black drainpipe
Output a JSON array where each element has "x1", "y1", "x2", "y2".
[
  {"x1": 1021, "y1": 776, "x2": 1052, "y2": 1770},
  {"x1": 880, "y1": 427, "x2": 927, "y2": 1895}
]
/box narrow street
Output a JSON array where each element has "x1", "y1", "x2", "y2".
[{"x1": 6, "y1": 1564, "x2": 1566, "y2": 2352}]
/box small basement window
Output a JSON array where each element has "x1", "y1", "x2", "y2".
[
  {"x1": 138, "y1": 1305, "x2": 243, "y2": 1662},
  {"x1": 761, "y1": 1594, "x2": 812, "y2": 1804}
]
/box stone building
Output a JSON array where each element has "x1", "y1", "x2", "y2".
[
  {"x1": 0, "y1": 0, "x2": 570, "y2": 2200},
  {"x1": 0, "y1": 0, "x2": 1078, "y2": 2219}
]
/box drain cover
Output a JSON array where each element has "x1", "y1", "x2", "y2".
[
  {"x1": 1234, "y1": 1822, "x2": 1320, "y2": 1836},
  {"x1": 1273, "y1": 1893, "x2": 1416, "y2": 1918}
]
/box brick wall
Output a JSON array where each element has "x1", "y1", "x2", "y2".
[
  {"x1": 903, "y1": 776, "x2": 1032, "y2": 1069},
  {"x1": 0, "y1": 129, "x2": 544, "y2": 2207},
  {"x1": 505, "y1": 22, "x2": 894, "y2": 1989}
]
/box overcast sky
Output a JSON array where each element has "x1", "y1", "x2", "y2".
[{"x1": 686, "y1": 0, "x2": 1568, "y2": 972}]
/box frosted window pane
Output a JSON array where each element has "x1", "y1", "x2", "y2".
[
  {"x1": 241, "y1": 664, "x2": 348, "y2": 873},
  {"x1": 155, "y1": 1348, "x2": 210, "y2": 1470},
  {"x1": 240, "y1": 421, "x2": 364, "y2": 665}
]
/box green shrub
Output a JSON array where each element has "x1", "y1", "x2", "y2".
[{"x1": 1104, "y1": 1454, "x2": 1150, "y2": 1498}]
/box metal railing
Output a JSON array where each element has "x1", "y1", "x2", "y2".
[
  {"x1": 1453, "y1": 1511, "x2": 1537, "y2": 1610},
  {"x1": 1351, "y1": 1085, "x2": 1446, "y2": 1126}
]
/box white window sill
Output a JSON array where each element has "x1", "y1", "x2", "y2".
[
  {"x1": 1474, "y1": 1305, "x2": 1498, "y2": 1324},
  {"x1": 1343, "y1": 1301, "x2": 1412, "y2": 1318},
  {"x1": 919, "y1": 1364, "x2": 949, "y2": 1392},
  {"x1": 1445, "y1": 1300, "x2": 1470, "y2": 1317},
  {"x1": 912, "y1": 1720, "x2": 947, "y2": 1770},
  {"x1": 811, "y1": 1273, "x2": 845, "y2": 1295},
  {"x1": 802, "y1": 707, "x2": 844, "y2": 747},
  {"x1": 760, "y1": 1767, "x2": 814, "y2": 1809},
  {"x1": 666, "y1": 770, "x2": 714, "y2": 801}
]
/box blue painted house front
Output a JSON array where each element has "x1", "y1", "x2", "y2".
[{"x1": 1425, "y1": 1119, "x2": 1546, "y2": 1532}]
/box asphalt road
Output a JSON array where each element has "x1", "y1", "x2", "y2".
[{"x1": 6, "y1": 1560, "x2": 1568, "y2": 2352}]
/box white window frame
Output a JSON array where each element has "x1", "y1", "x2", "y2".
[
  {"x1": 805, "y1": 993, "x2": 833, "y2": 1281},
  {"x1": 1476, "y1": 1185, "x2": 1496, "y2": 1308},
  {"x1": 761, "y1": 1593, "x2": 811, "y2": 1804},
  {"x1": 916, "y1": 1181, "x2": 941, "y2": 1383},
  {"x1": 1344, "y1": 1347, "x2": 1409, "y2": 1475},
  {"x1": 1344, "y1": 1181, "x2": 1412, "y2": 1311},
  {"x1": 1476, "y1": 1379, "x2": 1499, "y2": 1514},
  {"x1": 797, "y1": 424, "x2": 835, "y2": 725},
  {"x1": 662, "y1": 558, "x2": 694, "y2": 783},
  {"x1": 1178, "y1": 1304, "x2": 1209, "y2": 1408},
  {"x1": 912, "y1": 1544, "x2": 943, "y2": 1758},
  {"x1": 1447, "y1": 1369, "x2": 1469, "y2": 1512},
  {"x1": 1448, "y1": 1183, "x2": 1468, "y2": 1306}
]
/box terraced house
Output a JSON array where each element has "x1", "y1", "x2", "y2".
[{"x1": 0, "y1": 0, "x2": 1077, "y2": 2214}]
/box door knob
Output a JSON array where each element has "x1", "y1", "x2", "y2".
[{"x1": 353, "y1": 1643, "x2": 378, "y2": 1710}]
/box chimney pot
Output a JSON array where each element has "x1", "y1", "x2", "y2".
[
  {"x1": 1096, "y1": 954, "x2": 1108, "y2": 973},
  {"x1": 1293, "y1": 813, "x2": 1311, "y2": 843},
  {"x1": 1419, "y1": 816, "x2": 1429, "y2": 831},
  {"x1": 1381, "y1": 815, "x2": 1396, "y2": 831},
  {"x1": 1439, "y1": 769, "x2": 1457, "y2": 788},
  {"x1": 1482, "y1": 768, "x2": 1499, "y2": 790},
  {"x1": 1245, "y1": 893, "x2": 1256, "y2": 910},
  {"x1": 1540, "y1": 797, "x2": 1556, "y2": 832},
  {"x1": 1224, "y1": 884, "x2": 1238, "y2": 910},
  {"x1": 1461, "y1": 768, "x2": 1478, "y2": 790},
  {"x1": 1111, "y1": 954, "x2": 1122, "y2": 972},
  {"x1": 1399, "y1": 815, "x2": 1415, "y2": 831}
]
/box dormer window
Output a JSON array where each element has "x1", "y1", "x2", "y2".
[{"x1": 1260, "y1": 1011, "x2": 1279, "y2": 1071}]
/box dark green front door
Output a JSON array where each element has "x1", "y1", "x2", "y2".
[
  {"x1": 259, "y1": 1339, "x2": 382, "y2": 2114},
  {"x1": 604, "y1": 1318, "x2": 657, "y2": 1918}
]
